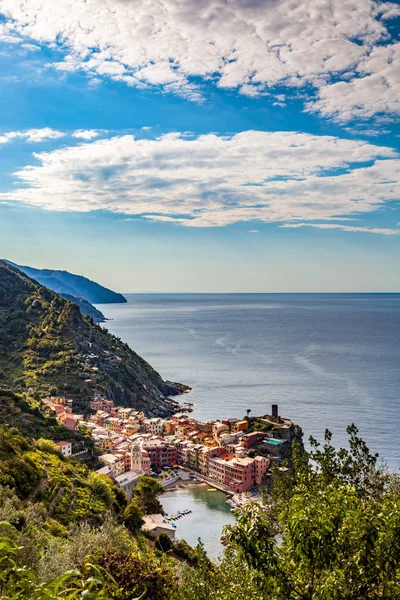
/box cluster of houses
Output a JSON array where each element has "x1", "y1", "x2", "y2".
[
  {"x1": 82, "y1": 400, "x2": 294, "y2": 498},
  {"x1": 42, "y1": 396, "x2": 78, "y2": 431},
  {"x1": 45, "y1": 392, "x2": 295, "y2": 503}
]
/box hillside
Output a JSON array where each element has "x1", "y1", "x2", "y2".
[
  {"x1": 0, "y1": 260, "x2": 189, "y2": 416},
  {"x1": 61, "y1": 293, "x2": 106, "y2": 323},
  {"x1": 0, "y1": 425, "x2": 124, "y2": 523},
  {"x1": 5, "y1": 260, "x2": 127, "y2": 304},
  {"x1": 0, "y1": 389, "x2": 94, "y2": 447}
]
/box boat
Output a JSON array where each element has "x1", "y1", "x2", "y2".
[{"x1": 207, "y1": 488, "x2": 217, "y2": 492}]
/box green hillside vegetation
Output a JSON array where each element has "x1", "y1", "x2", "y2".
[
  {"x1": 0, "y1": 260, "x2": 188, "y2": 415},
  {"x1": 0, "y1": 426, "x2": 182, "y2": 599},
  {"x1": 0, "y1": 390, "x2": 91, "y2": 447},
  {"x1": 57, "y1": 293, "x2": 106, "y2": 323},
  {"x1": 0, "y1": 423, "x2": 399, "y2": 599},
  {"x1": 0, "y1": 426, "x2": 124, "y2": 522}
]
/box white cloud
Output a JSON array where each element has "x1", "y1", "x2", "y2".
[
  {"x1": 71, "y1": 129, "x2": 100, "y2": 140},
  {"x1": 1, "y1": 131, "x2": 399, "y2": 232},
  {"x1": 281, "y1": 223, "x2": 400, "y2": 235},
  {"x1": 0, "y1": 128, "x2": 104, "y2": 144},
  {"x1": 307, "y1": 43, "x2": 400, "y2": 122},
  {"x1": 0, "y1": 0, "x2": 399, "y2": 120},
  {"x1": 0, "y1": 128, "x2": 65, "y2": 143}
]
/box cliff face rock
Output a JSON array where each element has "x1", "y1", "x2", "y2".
[{"x1": 0, "y1": 261, "x2": 190, "y2": 416}]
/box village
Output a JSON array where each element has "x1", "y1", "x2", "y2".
[{"x1": 43, "y1": 395, "x2": 299, "y2": 503}]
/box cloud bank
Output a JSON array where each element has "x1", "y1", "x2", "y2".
[
  {"x1": 2, "y1": 131, "x2": 399, "y2": 231},
  {"x1": 0, "y1": 0, "x2": 399, "y2": 121}
]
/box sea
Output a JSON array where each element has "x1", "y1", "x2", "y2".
[{"x1": 99, "y1": 294, "x2": 400, "y2": 472}]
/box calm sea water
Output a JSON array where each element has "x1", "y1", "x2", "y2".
[
  {"x1": 160, "y1": 486, "x2": 235, "y2": 560},
  {"x1": 99, "y1": 294, "x2": 400, "y2": 471}
]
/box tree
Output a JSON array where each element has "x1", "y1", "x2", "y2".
[
  {"x1": 97, "y1": 547, "x2": 176, "y2": 600},
  {"x1": 123, "y1": 500, "x2": 144, "y2": 535},
  {"x1": 133, "y1": 476, "x2": 165, "y2": 515},
  {"x1": 88, "y1": 472, "x2": 115, "y2": 508},
  {"x1": 156, "y1": 532, "x2": 173, "y2": 552},
  {"x1": 35, "y1": 438, "x2": 62, "y2": 455},
  {"x1": 221, "y1": 425, "x2": 400, "y2": 600}
]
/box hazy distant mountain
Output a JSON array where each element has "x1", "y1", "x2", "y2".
[{"x1": 5, "y1": 261, "x2": 127, "y2": 304}]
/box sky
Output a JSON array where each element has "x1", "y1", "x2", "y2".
[{"x1": 0, "y1": 0, "x2": 399, "y2": 292}]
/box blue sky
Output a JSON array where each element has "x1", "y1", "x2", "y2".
[{"x1": 0, "y1": 0, "x2": 399, "y2": 292}]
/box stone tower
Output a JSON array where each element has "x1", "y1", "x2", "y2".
[{"x1": 131, "y1": 443, "x2": 142, "y2": 472}]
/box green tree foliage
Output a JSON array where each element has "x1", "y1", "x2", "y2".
[
  {"x1": 0, "y1": 535, "x2": 119, "y2": 599},
  {"x1": 97, "y1": 547, "x2": 176, "y2": 600},
  {"x1": 35, "y1": 439, "x2": 62, "y2": 456},
  {"x1": 134, "y1": 476, "x2": 165, "y2": 515},
  {"x1": 87, "y1": 472, "x2": 115, "y2": 508},
  {"x1": 123, "y1": 500, "x2": 144, "y2": 535},
  {"x1": 156, "y1": 532, "x2": 173, "y2": 553},
  {"x1": 220, "y1": 425, "x2": 400, "y2": 600}
]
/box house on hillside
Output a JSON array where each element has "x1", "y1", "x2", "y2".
[
  {"x1": 142, "y1": 514, "x2": 176, "y2": 541},
  {"x1": 55, "y1": 441, "x2": 72, "y2": 457}
]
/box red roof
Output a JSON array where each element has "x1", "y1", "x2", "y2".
[{"x1": 56, "y1": 441, "x2": 71, "y2": 447}]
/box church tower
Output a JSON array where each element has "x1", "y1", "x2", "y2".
[{"x1": 131, "y1": 444, "x2": 142, "y2": 472}]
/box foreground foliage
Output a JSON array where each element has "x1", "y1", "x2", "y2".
[
  {"x1": 177, "y1": 425, "x2": 400, "y2": 600},
  {"x1": 0, "y1": 422, "x2": 398, "y2": 599},
  {"x1": 0, "y1": 536, "x2": 117, "y2": 599}
]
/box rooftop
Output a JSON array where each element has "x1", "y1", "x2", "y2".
[
  {"x1": 142, "y1": 514, "x2": 175, "y2": 532},
  {"x1": 114, "y1": 470, "x2": 143, "y2": 485}
]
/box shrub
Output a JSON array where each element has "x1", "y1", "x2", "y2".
[
  {"x1": 123, "y1": 500, "x2": 144, "y2": 535},
  {"x1": 156, "y1": 532, "x2": 173, "y2": 552},
  {"x1": 35, "y1": 438, "x2": 62, "y2": 456}
]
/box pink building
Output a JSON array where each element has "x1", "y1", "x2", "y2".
[
  {"x1": 254, "y1": 456, "x2": 268, "y2": 484},
  {"x1": 206, "y1": 452, "x2": 268, "y2": 492},
  {"x1": 241, "y1": 431, "x2": 266, "y2": 449},
  {"x1": 61, "y1": 416, "x2": 76, "y2": 431},
  {"x1": 142, "y1": 440, "x2": 177, "y2": 470}
]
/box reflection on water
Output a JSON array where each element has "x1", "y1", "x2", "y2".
[{"x1": 161, "y1": 485, "x2": 235, "y2": 560}]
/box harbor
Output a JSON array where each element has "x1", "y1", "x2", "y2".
[{"x1": 161, "y1": 485, "x2": 235, "y2": 560}]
